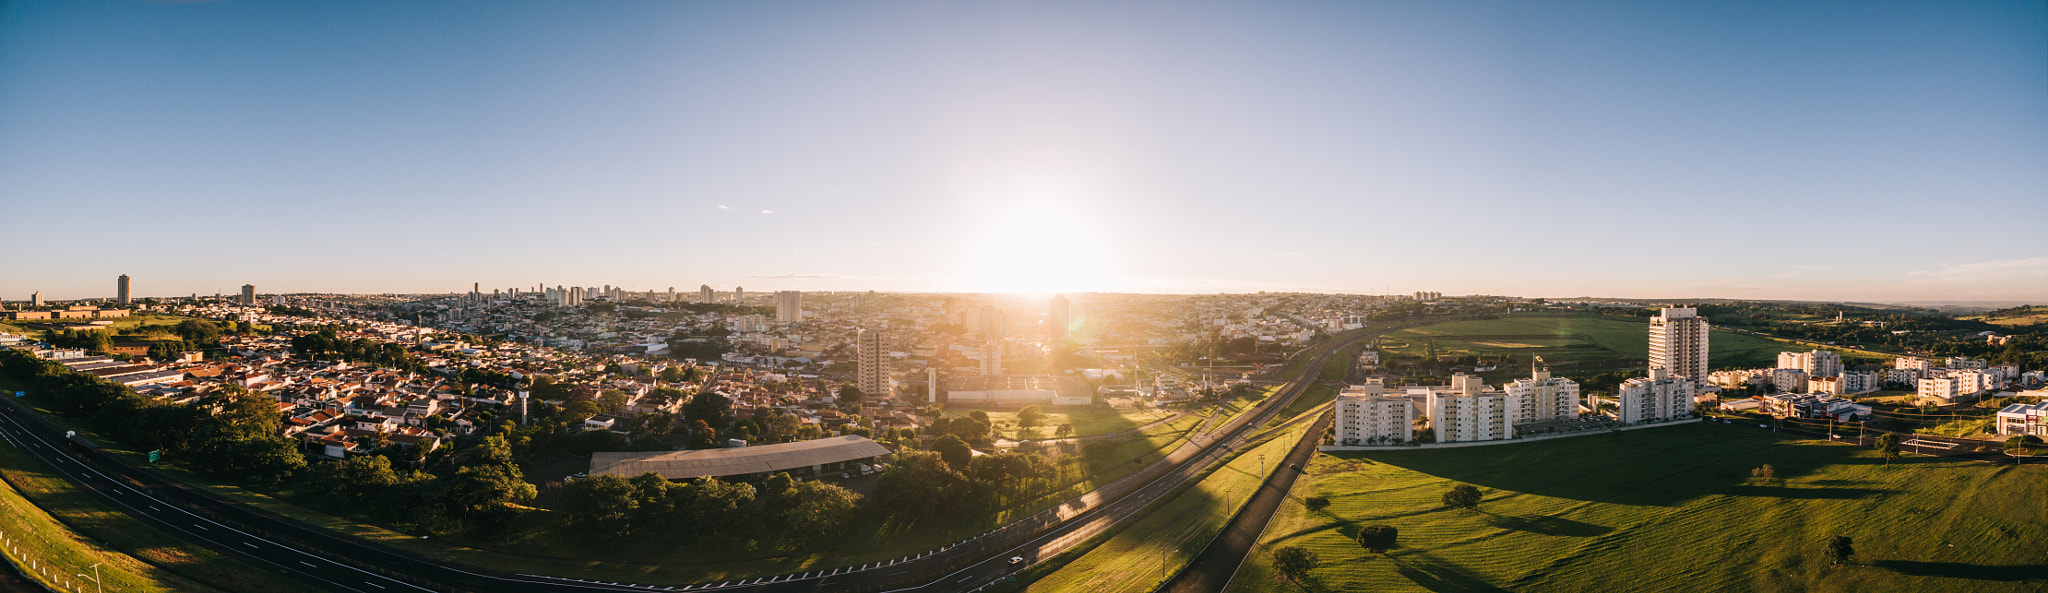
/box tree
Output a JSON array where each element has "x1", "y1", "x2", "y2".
[
  {"x1": 1016, "y1": 405, "x2": 1044, "y2": 428},
  {"x1": 875, "y1": 450, "x2": 967, "y2": 519},
  {"x1": 781, "y1": 481, "x2": 862, "y2": 546},
  {"x1": 838, "y1": 384, "x2": 864, "y2": 404},
  {"x1": 1054, "y1": 423, "x2": 1073, "y2": 438},
  {"x1": 658, "y1": 366, "x2": 685, "y2": 383},
  {"x1": 948, "y1": 418, "x2": 990, "y2": 444},
  {"x1": 1751, "y1": 464, "x2": 1776, "y2": 483},
  {"x1": 1875, "y1": 433, "x2": 1902, "y2": 468},
  {"x1": 561, "y1": 400, "x2": 602, "y2": 424},
  {"x1": 968, "y1": 410, "x2": 991, "y2": 426},
  {"x1": 1271, "y1": 545, "x2": 1319, "y2": 585},
  {"x1": 559, "y1": 474, "x2": 638, "y2": 537},
  {"x1": 1303, "y1": 495, "x2": 1331, "y2": 513},
  {"x1": 933, "y1": 434, "x2": 974, "y2": 469},
  {"x1": 1442, "y1": 484, "x2": 1482, "y2": 510},
  {"x1": 1357, "y1": 524, "x2": 1398, "y2": 554},
  {"x1": 598, "y1": 389, "x2": 630, "y2": 414},
  {"x1": 683, "y1": 390, "x2": 733, "y2": 428},
  {"x1": 1826, "y1": 535, "x2": 1855, "y2": 566}
]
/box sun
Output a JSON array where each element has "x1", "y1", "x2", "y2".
[{"x1": 955, "y1": 205, "x2": 1117, "y2": 294}]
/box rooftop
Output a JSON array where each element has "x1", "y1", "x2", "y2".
[{"x1": 588, "y1": 435, "x2": 891, "y2": 481}]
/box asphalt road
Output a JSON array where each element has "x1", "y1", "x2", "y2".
[
  {"x1": 0, "y1": 327, "x2": 1389, "y2": 593},
  {"x1": 1158, "y1": 406, "x2": 1331, "y2": 593}
]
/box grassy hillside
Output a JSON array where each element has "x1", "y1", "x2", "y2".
[
  {"x1": 1227, "y1": 423, "x2": 2048, "y2": 593},
  {"x1": 0, "y1": 431, "x2": 312, "y2": 593},
  {"x1": 1379, "y1": 314, "x2": 1795, "y2": 378}
]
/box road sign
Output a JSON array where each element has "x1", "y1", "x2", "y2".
[
  {"x1": 149, "y1": 450, "x2": 162, "y2": 463},
  {"x1": 12, "y1": 391, "x2": 22, "y2": 398}
]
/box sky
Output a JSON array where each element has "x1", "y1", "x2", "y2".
[{"x1": 2, "y1": 0, "x2": 2044, "y2": 303}]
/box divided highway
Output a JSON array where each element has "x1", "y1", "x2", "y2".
[{"x1": 0, "y1": 327, "x2": 1387, "y2": 593}]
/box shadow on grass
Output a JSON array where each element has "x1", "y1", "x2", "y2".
[
  {"x1": 1871, "y1": 560, "x2": 2048, "y2": 581},
  {"x1": 1479, "y1": 513, "x2": 1612, "y2": 537},
  {"x1": 1350, "y1": 423, "x2": 1871, "y2": 507},
  {"x1": 1391, "y1": 552, "x2": 1509, "y2": 593}
]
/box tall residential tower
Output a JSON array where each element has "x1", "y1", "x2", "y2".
[
  {"x1": 1649, "y1": 307, "x2": 1709, "y2": 380},
  {"x1": 856, "y1": 329, "x2": 887, "y2": 397}
]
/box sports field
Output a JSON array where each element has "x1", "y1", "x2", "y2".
[
  {"x1": 1378, "y1": 314, "x2": 1793, "y2": 377},
  {"x1": 1226, "y1": 423, "x2": 2048, "y2": 593}
]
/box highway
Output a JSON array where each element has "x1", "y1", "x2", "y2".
[{"x1": 0, "y1": 327, "x2": 1388, "y2": 593}]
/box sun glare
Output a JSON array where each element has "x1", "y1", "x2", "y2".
[{"x1": 955, "y1": 205, "x2": 1116, "y2": 294}]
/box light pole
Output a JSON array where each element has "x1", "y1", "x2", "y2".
[{"x1": 76, "y1": 562, "x2": 100, "y2": 593}]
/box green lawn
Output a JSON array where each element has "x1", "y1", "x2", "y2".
[
  {"x1": 951, "y1": 406, "x2": 1175, "y2": 440},
  {"x1": 1022, "y1": 421, "x2": 1309, "y2": 593},
  {"x1": 1382, "y1": 314, "x2": 1799, "y2": 378},
  {"x1": 1227, "y1": 423, "x2": 2048, "y2": 593},
  {"x1": 1264, "y1": 384, "x2": 1334, "y2": 431},
  {"x1": 0, "y1": 426, "x2": 315, "y2": 593}
]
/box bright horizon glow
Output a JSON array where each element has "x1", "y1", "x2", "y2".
[
  {"x1": 953, "y1": 205, "x2": 1119, "y2": 295},
  {"x1": 0, "y1": 2, "x2": 2043, "y2": 302}
]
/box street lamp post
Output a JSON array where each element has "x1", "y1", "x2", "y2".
[{"x1": 76, "y1": 562, "x2": 100, "y2": 593}]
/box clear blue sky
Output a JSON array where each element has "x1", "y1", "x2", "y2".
[{"x1": 3, "y1": 1, "x2": 2043, "y2": 302}]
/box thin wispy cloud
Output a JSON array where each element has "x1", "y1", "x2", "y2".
[
  {"x1": 1913, "y1": 257, "x2": 2048, "y2": 280},
  {"x1": 716, "y1": 205, "x2": 730, "y2": 211},
  {"x1": 760, "y1": 209, "x2": 774, "y2": 215}
]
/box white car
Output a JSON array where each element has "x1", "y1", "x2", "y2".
[{"x1": 1008, "y1": 556, "x2": 1023, "y2": 565}]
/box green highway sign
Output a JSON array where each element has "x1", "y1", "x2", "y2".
[{"x1": 148, "y1": 449, "x2": 162, "y2": 463}]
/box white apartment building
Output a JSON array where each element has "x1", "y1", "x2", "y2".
[
  {"x1": 1616, "y1": 367, "x2": 1697, "y2": 424},
  {"x1": 855, "y1": 329, "x2": 888, "y2": 397},
  {"x1": 1946, "y1": 356, "x2": 1986, "y2": 370},
  {"x1": 1649, "y1": 307, "x2": 1709, "y2": 380},
  {"x1": 1777, "y1": 350, "x2": 1842, "y2": 379},
  {"x1": 1769, "y1": 368, "x2": 1809, "y2": 393},
  {"x1": 1505, "y1": 358, "x2": 1579, "y2": 425},
  {"x1": 1916, "y1": 375, "x2": 1976, "y2": 404},
  {"x1": 1894, "y1": 356, "x2": 1933, "y2": 375},
  {"x1": 1333, "y1": 380, "x2": 1416, "y2": 445},
  {"x1": 1426, "y1": 373, "x2": 1518, "y2": 443},
  {"x1": 1885, "y1": 368, "x2": 1921, "y2": 386}
]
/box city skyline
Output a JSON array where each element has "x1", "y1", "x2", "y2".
[{"x1": 3, "y1": 1, "x2": 2044, "y2": 301}]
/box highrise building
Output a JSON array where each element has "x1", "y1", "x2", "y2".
[
  {"x1": 856, "y1": 329, "x2": 888, "y2": 397},
  {"x1": 1648, "y1": 307, "x2": 1709, "y2": 380},
  {"x1": 241, "y1": 284, "x2": 256, "y2": 306},
  {"x1": 734, "y1": 286, "x2": 744, "y2": 305},
  {"x1": 1616, "y1": 367, "x2": 1697, "y2": 424},
  {"x1": 701, "y1": 285, "x2": 715, "y2": 303},
  {"x1": 668, "y1": 286, "x2": 676, "y2": 303},
  {"x1": 775, "y1": 291, "x2": 802, "y2": 323},
  {"x1": 1505, "y1": 357, "x2": 1580, "y2": 425},
  {"x1": 117, "y1": 274, "x2": 131, "y2": 305},
  {"x1": 1048, "y1": 294, "x2": 1071, "y2": 343},
  {"x1": 31, "y1": 291, "x2": 43, "y2": 307},
  {"x1": 1333, "y1": 380, "x2": 1416, "y2": 445}
]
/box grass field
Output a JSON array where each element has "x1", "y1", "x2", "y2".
[
  {"x1": 950, "y1": 406, "x2": 1175, "y2": 440},
  {"x1": 0, "y1": 426, "x2": 314, "y2": 593},
  {"x1": 1381, "y1": 314, "x2": 1798, "y2": 379},
  {"x1": 1022, "y1": 421, "x2": 1309, "y2": 593},
  {"x1": 1226, "y1": 423, "x2": 2048, "y2": 593}
]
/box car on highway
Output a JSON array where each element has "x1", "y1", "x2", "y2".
[{"x1": 1009, "y1": 556, "x2": 1023, "y2": 565}]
